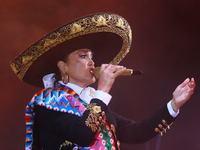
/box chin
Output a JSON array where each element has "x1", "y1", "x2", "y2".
[
  {"x1": 89, "y1": 77, "x2": 96, "y2": 85},
  {"x1": 84, "y1": 75, "x2": 96, "y2": 86},
  {"x1": 91, "y1": 78, "x2": 96, "y2": 84}
]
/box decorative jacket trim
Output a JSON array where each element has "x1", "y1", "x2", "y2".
[{"x1": 25, "y1": 85, "x2": 117, "y2": 150}]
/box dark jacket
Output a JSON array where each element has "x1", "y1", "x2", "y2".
[{"x1": 33, "y1": 98, "x2": 175, "y2": 150}]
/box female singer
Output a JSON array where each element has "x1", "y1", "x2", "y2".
[{"x1": 10, "y1": 13, "x2": 195, "y2": 150}]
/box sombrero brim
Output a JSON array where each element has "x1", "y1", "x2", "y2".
[{"x1": 10, "y1": 13, "x2": 132, "y2": 88}]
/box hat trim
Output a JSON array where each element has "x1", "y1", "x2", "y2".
[{"x1": 10, "y1": 13, "x2": 132, "y2": 80}]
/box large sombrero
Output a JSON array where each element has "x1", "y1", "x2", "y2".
[{"x1": 10, "y1": 13, "x2": 132, "y2": 88}]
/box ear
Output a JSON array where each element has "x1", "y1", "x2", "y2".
[{"x1": 57, "y1": 61, "x2": 68, "y2": 75}]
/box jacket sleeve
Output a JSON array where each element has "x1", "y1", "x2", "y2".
[
  {"x1": 114, "y1": 103, "x2": 176, "y2": 144},
  {"x1": 34, "y1": 99, "x2": 108, "y2": 147}
]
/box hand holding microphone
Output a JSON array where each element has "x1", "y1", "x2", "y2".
[{"x1": 96, "y1": 64, "x2": 143, "y2": 93}]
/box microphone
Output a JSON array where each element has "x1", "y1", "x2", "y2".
[{"x1": 93, "y1": 67, "x2": 143, "y2": 78}]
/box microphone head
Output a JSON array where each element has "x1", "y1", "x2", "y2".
[{"x1": 132, "y1": 70, "x2": 143, "y2": 75}]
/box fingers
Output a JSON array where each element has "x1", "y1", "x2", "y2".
[
  {"x1": 173, "y1": 78, "x2": 195, "y2": 97},
  {"x1": 99, "y1": 64, "x2": 109, "y2": 71},
  {"x1": 179, "y1": 78, "x2": 190, "y2": 88},
  {"x1": 97, "y1": 64, "x2": 125, "y2": 93},
  {"x1": 190, "y1": 78, "x2": 196, "y2": 88},
  {"x1": 113, "y1": 67, "x2": 126, "y2": 78},
  {"x1": 179, "y1": 78, "x2": 195, "y2": 96},
  {"x1": 188, "y1": 78, "x2": 196, "y2": 94},
  {"x1": 100, "y1": 64, "x2": 125, "y2": 78}
]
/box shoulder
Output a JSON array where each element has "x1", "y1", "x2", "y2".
[{"x1": 32, "y1": 87, "x2": 68, "y2": 100}]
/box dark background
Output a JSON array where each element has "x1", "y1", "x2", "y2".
[{"x1": 1, "y1": 0, "x2": 200, "y2": 150}]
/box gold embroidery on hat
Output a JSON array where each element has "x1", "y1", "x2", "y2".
[
  {"x1": 92, "y1": 15, "x2": 107, "y2": 26},
  {"x1": 70, "y1": 23, "x2": 84, "y2": 34},
  {"x1": 44, "y1": 33, "x2": 60, "y2": 47},
  {"x1": 22, "y1": 55, "x2": 33, "y2": 64},
  {"x1": 10, "y1": 13, "x2": 132, "y2": 81},
  {"x1": 116, "y1": 18, "x2": 125, "y2": 29}
]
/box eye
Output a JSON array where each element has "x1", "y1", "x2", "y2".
[{"x1": 80, "y1": 54, "x2": 87, "y2": 58}]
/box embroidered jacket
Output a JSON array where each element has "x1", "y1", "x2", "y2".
[{"x1": 26, "y1": 85, "x2": 176, "y2": 150}]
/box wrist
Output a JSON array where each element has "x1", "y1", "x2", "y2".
[
  {"x1": 93, "y1": 90, "x2": 112, "y2": 105},
  {"x1": 167, "y1": 101, "x2": 179, "y2": 117},
  {"x1": 97, "y1": 88, "x2": 109, "y2": 93},
  {"x1": 171, "y1": 99, "x2": 179, "y2": 112},
  {"x1": 97, "y1": 85, "x2": 111, "y2": 93}
]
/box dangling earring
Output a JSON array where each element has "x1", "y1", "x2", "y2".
[{"x1": 62, "y1": 73, "x2": 69, "y2": 84}]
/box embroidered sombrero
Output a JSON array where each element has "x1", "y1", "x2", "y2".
[{"x1": 10, "y1": 13, "x2": 132, "y2": 88}]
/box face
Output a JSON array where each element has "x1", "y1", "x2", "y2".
[{"x1": 58, "y1": 49, "x2": 96, "y2": 88}]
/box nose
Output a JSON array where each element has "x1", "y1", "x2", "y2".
[{"x1": 88, "y1": 57, "x2": 95, "y2": 67}]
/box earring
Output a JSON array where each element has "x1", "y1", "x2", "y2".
[{"x1": 62, "y1": 74, "x2": 69, "y2": 84}]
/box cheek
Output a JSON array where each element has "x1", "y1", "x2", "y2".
[
  {"x1": 69, "y1": 59, "x2": 81, "y2": 68},
  {"x1": 68, "y1": 61, "x2": 86, "y2": 74}
]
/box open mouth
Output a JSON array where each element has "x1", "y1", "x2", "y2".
[{"x1": 89, "y1": 68, "x2": 95, "y2": 77}]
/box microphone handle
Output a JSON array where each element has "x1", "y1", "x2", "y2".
[{"x1": 93, "y1": 67, "x2": 143, "y2": 78}]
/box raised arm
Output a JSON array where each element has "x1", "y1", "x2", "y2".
[{"x1": 171, "y1": 78, "x2": 195, "y2": 112}]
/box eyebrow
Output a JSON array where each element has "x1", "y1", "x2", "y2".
[{"x1": 77, "y1": 49, "x2": 94, "y2": 56}]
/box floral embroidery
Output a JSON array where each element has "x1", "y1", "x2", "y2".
[{"x1": 85, "y1": 103, "x2": 102, "y2": 132}]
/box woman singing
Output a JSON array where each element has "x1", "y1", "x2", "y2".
[{"x1": 10, "y1": 13, "x2": 195, "y2": 150}]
